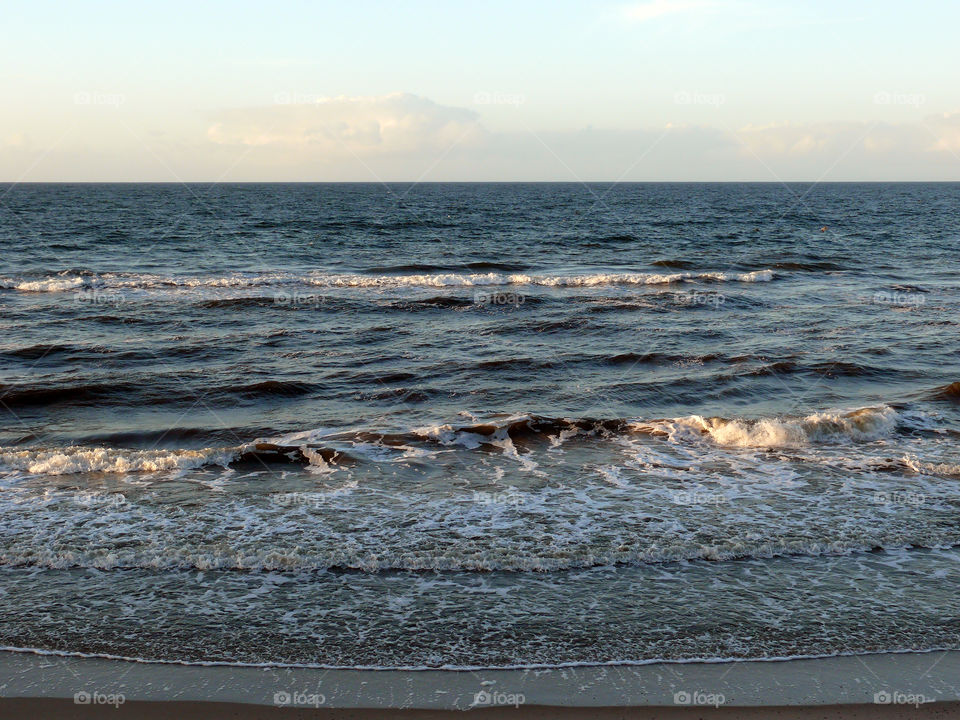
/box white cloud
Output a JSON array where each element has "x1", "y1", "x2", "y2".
[
  {"x1": 925, "y1": 112, "x2": 960, "y2": 154},
  {"x1": 207, "y1": 93, "x2": 483, "y2": 158},
  {"x1": 736, "y1": 122, "x2": 860, "y2": 157},
  {"x1": 735, "y1": 116, "x2": 960, "y2": 160}
]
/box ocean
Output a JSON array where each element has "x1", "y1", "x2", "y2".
[{"x1": 1, "y1": 181, "x2": 959, "y2": 669}]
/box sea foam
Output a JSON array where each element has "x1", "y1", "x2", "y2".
[{"x1": 1, "y1": 269, "x2": 776, "y2": 292}]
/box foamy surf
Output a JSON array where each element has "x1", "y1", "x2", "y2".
[
  {"x1": 0, "y1": 268, "x2": 776, "y2": 292},
  {"x1": 0, "y1": 642, "x2": 956, "y2": 672},
  {"x1": 0, "y1": 405, "x2": 928, "y2": 477},
  {"x1": 640, "y1": 406, "x2": 901, "y2": 449},
  {"x1": 0, "y1": 536, "x2": 956, "y2": 573},
  {"x1": 0, "y1": 446, "x2": 238, "y2": 476}
]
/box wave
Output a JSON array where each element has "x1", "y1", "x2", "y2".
[
  {"x1": 0, "y1": 446, "x2": 237, "y2": 476},
  {"x1": 363, "y1": 263, "x2": 458, "y2": 273},
  {"x1": 2, "y1": 276, "x2": 87, "y2": 292},
  {"x1": 0, "y1": 442, "x2": 353, "y2": 476},
  {"x1": 649, "y1": 259, "x2": 696, "y2": 269},
  {"x1": 405, "y1": 406, "x2": 904, "y2": 451},
  {"x1": 387, "y1": 296, "x2": 476, "y2": 309},
  {"x1": 585, "y1": 233, "x2": 638, "y2": 244},
  {"x1": 0, "y1": 343, "x2": 90, "y2": 360},
  {"x1": 605, "y1": 351, "x2": 723, "y2": 365},
  {"x1": 743, "y1": 360, "x2": 909, "y2": 379},
  {"x1": 0, "y1": 536, "x2": 954, "y2": 573},
  {"x1": 0, "y1": 378, "x2": 320, "y2": 408},
  {"x1": 224, "y1": 380, "x2": 319, "y2": 399},
  {"x1": 194, "y1": 297, "x2": 280, "y2": 309},
  {"x1": 0, "y1": 382, "x2": 134, "y2": 408},
  {"x1": 901, "y1": 455, "x2": 960, "y2": 478},
  {"x1": 930, "y1": 382, "x2": 960, "y2": 401},
  {"x1": 638, "y1": 406, "x2": 900, "y2": 449},
  {"x1": 365, "y1": 261, "x2": 530, "y2": 273},
  {"x1": 769, "y1": 261, "x2": 845, "y2": 271},
  {"x1": 1, "y1": 269, "x2": 777, "y2": 292},
  {"x1": 0, "y1": 405, "x2": 917, "y2": 477},
  {"x1": 247, "y1": 218, "x2": 458, "y2": 231},
  {"x1": 473, "y1": 357, "x2": 557, "y2": 371}
]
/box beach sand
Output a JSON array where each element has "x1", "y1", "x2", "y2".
[
  {"x1": 3, "y1": 649, "x2": 960, "y2": 718},
  {"x1": 3, "y1": 698, "x2": 960, "y2": 718}
]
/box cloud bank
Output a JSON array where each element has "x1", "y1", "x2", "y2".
[
  {"x1": 207, "y1": 93, "x2": 483, "y2": 157},
  {"x1": 2, "y1": 94, "x2": 959, "y2": 181}
]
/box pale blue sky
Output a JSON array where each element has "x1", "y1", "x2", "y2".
[{"x1": 3, "y1": 0, "x2": 959, "y2": 180}]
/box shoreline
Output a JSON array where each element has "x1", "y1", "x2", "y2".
[
  {"x1": 2, "y1": 643, "x2": 955, "y2": 672},
  {"x1": 3, "y1": 650, "x2": 960, "y2": 713}
]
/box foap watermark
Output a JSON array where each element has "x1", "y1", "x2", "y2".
[
  {"x1": 74, "y1": 91, "x2": 125, "y2": 107},
  {"x1": 872, "y1": 290, "x2": 925, "y2": 307},
  {"x1": 874, "y1": 490, "x2": 926, "y2": 507},
  {"x1": 76, "y1": 288, "x2": 124, "y2": 307},
  {"x1": 74, "y1": 690, "x2": 125, "y2": 708},
  {"x1": 74, "y1": 492, "x2": 127, "y2": 508},
  {"x1": 873, "y1": 91, "x2": 925, "y2": 107},
  {"x1": 471, "y1": 489, "x2": 526, "y2": 506},
  {"x1": 272, "y1": 492, "x2": 325, "y2": 509},
  {"x1": 675, "y1": 291, "x2": 725, "y2": 308},
  {"x1": 470, "y1": 689, "x2": 525, "y2": 708},
  {"x1": 274, "y1": 290, "x2": 324, "y2": 307},
  {"x1": 274, "y1": 91, "x2": 327, "y2": 105},
  {"x1": 473, "y1": 91, "x2": 525, "y2": 106},
  {"x1": 474, "y1": 290, "x2": 524, "y2": 307},
  {"x1": 674, "y1": 90, "x2": 725, "y2": 107},
  {"x1": 672, "y1": 490, "x2": 727, "y2": 506},
  {"x1": 873, "y1": 690, "x2": 933, "y2": 707},
  {"x1": 673, "y1": 690, "x2": 725, "y2": 707},
  {"x1": 273, "y1": 690, "x2": 326, "y2": 708}
]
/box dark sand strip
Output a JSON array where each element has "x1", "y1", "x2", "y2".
[{"x1": 3, "y1": 698, "x2": 960, "y2": 719}]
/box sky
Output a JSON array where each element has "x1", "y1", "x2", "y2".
[{"x1": 2, "y1": 0, "x2": 959, "y2": 181}]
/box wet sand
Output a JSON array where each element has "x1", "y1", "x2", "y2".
[{"x1": 3, "y1": 649, "x2": 960, "y2": 717}]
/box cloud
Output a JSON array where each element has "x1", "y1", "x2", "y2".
[
  {"x1": 925, "y1": 112, "x2": 960, "y2": 154},
  {"x1": 735, "y1": 116, "x2": 960, "y2": 160},
  {"x1": 207, "y1": 93, "x2": 483, "y2": 158},
  {"x1": 206, "y1": 96, "x2": 960, "y2": 177},
  {"x1": 735, "y1": 122, "x2": 865, "y2": 157}
]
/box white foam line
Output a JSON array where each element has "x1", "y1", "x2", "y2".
[
  {"x1": 1, "y1": 269, "x2": 777, "y2": 292},
  {"x1": 0, "y1": 644, "x2": 951, "y2": 672}
]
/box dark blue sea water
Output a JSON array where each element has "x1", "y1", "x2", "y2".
[{"x1": 1, "y1": 182, "x2": 960, "y2": 667}]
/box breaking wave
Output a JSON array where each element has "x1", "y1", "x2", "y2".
[
  {"x1": 637, "y1": 406, "x2": 901, "y2": 449},
  {"x1": 1, "y1": 269, "x2": 776, "y2": 292},
  {"x1": 0, "y1": 404, "x2": 922, "y2": 477}
]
